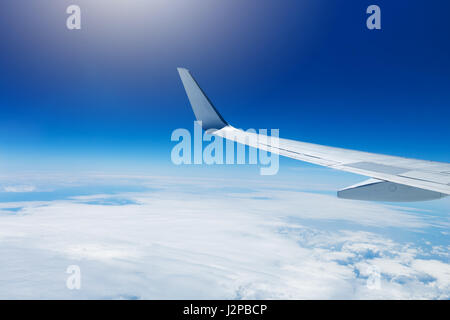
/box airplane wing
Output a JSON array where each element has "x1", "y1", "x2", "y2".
[{"x1": 177, "y1": 68, "x2": 450, "y2": 202}]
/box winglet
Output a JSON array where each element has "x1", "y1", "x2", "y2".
[{"x1": 177, "y1": 68, "x2": 228, "y2": 130}]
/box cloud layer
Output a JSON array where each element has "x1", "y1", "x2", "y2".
[{"x1": 0, "y1": 174, "x2": 448, "y2": 299}]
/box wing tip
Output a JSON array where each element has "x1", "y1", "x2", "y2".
[
  {"x1": 177, "y1": 67, "x2": 189, "y2": 73},
  {"x1": 177, "y1": 68, "x2": 228, "y2": 131}
]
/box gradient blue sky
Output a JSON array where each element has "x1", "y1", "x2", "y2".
[{"x1": 0, "y1": 0, "x2": 449, "y2": 174}]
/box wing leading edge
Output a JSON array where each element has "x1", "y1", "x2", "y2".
[{"x1": 177, "y1": 68, "x2": 450, "y2": 202}]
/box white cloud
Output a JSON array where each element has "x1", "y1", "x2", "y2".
[
  {"x1": 411, "y1": 260, "x2": 450, "y2": 290},
  {"x1": 3, "y1": 185, "x2": 36, "y2": 192},
  {"x1": 0, "y1": 174, "x2": 448, "y2": 299}
]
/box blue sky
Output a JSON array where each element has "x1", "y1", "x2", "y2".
[{"x1": 0, "y1": 0, "x2": 449, "y2": 173}]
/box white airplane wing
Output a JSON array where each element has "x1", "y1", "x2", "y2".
[{"x1": 178, "y1": 68, "x2": 450, "y2": 202}]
